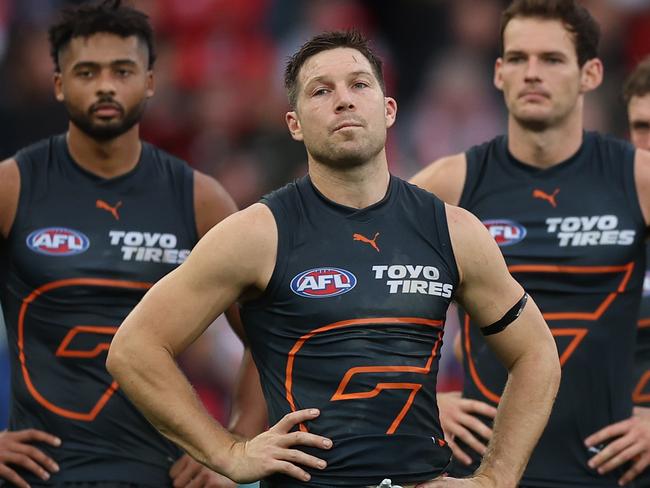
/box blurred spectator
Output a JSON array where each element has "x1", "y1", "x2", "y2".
[{"x1": 406, "y1": 50, "x2": 505, "y2": 174}]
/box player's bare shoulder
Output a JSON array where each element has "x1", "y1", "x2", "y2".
[
  {"x1": 634, "y1": 148, "x2": 650, "y2": 226},
  {"x1": 444, "y1": 203, "x2": 506, "y2": 286},
  {"x1": 409, "y1": 153, "x2": 467, "y2": 206},
  {"x1": 193, "y1": 169, "x2": 238, "y2": 237},
  {"x1": 195, "y1": 202, "x2": 278, "y2": 294},
  {"x1": 0, "y1": 158, "x2": 20, "y2": 239}
]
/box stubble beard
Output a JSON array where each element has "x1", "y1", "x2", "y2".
[{"x1": 65, "y1": 98, "x2": 147, "y2": 142}]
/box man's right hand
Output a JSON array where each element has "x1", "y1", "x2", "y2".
[
  {"x1": 437, "y1": 392, "x2": 497, "y2": 465},
  {"x1": 0, "y1": 429, "x2": 61, "y2": 487},
  {"x1": 223, "y1": 408, "x2": 332, "y2": 484}
]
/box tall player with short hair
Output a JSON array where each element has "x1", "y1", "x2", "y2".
[
  {"x1": 0, "y1": 1, "x2": 261, "y2": 486},
  {"x1": 107, "y1": 30, "x2": 560, "y2": 488},
  {"x1": 581, "y1": 55, "x2": 650, "y2": 487},
  {"x1": 412, "y1": 1, "x2": 650, "y2": 486}
]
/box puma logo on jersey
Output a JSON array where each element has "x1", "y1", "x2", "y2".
[
  {"x1": 372, "y1": 264, "x2": 453, "y2": 298},
  {"x1": 353, "y1": 232, "x2": 380, "y2": 252},
  {"x1": 96, "y1": 200, "x2": 122, "y2": 220},
  {"x1": 533, "y1": 188, "x2": 560, "y2": 208},
  {"x1": 545, "y1": 215, "x2": 636, "y2": 247}
]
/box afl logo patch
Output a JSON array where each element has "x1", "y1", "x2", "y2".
[
  {"x1": 290, "y1": 267, "x2": 357, "y2": 298},
  {"x1": 483, "y1": 220, "x2": 527, "y2": 247},
  {"x1": 26, "y1": 228, "x2": 90, "y2": 256}
]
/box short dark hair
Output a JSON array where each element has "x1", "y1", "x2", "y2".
[
  {"x1": 623, "y1": 57, "x2": 650, "y2": 105},
  {"x1": 48, "y1": 0, "x2": 156, "y2": 72},
  {"x1": 284, "y1": 30, "x2": 385, "y2": 109},
  {"x1": 500, "y1": 0, "x2": 600, "y2": 66}
]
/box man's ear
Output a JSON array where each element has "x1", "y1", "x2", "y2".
[
  {"x1": 54, "y1": 72, "x2": 64, "y2": 102},
  {"x1": 286, "y1": 110, "x2": 303, "y2": 141}
]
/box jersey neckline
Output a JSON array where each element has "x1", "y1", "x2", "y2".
[
  {"x1": 500, "y1": 131, "x2": 593, "y2": 179},
  {"x1": 302, "y1": 173, "x2": 397, "y2": 222},
  {"x1": 56, "y1": 133, "x2": 146, "y2": 186}
]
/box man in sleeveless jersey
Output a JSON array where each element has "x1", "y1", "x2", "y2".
[
  {"x1": 412, "y1": 1, "x2": 650, "y2": 486},
  {"x1": 107, "y1": 30, "x2": 560, "y2": 488},
  {"x1": 0, "y1": 1, "x2": 266, "y2": 487},
  {"x1": 595, "y1": 55, "x2": 650, "y2": 486}
]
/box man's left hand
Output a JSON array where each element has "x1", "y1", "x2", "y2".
[
  {"x1": 170, "y1": 454, "x2": 237, "y2": 488},
  {"x1": 584, "y1": 411, "x2": 650, "y2": 486}
]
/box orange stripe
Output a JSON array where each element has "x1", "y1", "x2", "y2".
[
  {"x1": 638, "y1": 318, "x2": 650, "y2": 328},
  {"x1": 551, "y1": 329, "x2": 588, "y2": 367},
  {"x1": 19, "y1": 278, "x2": 152, "y2": 421},
  {"x1": 633, "y1": 370, "x2": 650, "y2": 404},
  {"x1": 464, "y1": 315, "x2": 501, "y2": 404},
  {"x1": 466, "y1": 263, "x2": 635, "y2": 404},
  {"x1": 285, "y1": 317, "x2": 443, "y2": 433},
  {"x1": 55, "y1": 325, "x2": 120, "y2": 359}
]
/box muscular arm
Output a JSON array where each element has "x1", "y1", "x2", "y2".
[
  {"x1": 412, "y1": 156, "x2": 503, "y2": 465},
  {"x1": 409, "y1": 154, "x2": 467, "y2": 206},
  {"x1": 0, "y1": 159, "x2": 19, "y2": 239},
  {"x1": 193, "y1": 170, "x2": 268, "y2": 436},
  {"x1": 443, "y1": 205, "x2": 560, "y2": 487},
  {"x1": 107, "y1": 205, "x2": 330, "y2": 483}
]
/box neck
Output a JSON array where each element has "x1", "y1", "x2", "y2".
[
  {"x1": 507, "y1": 105, "x2": 584, "y2": 168},
  {"x1": 66, "y1": 123, "x2": 142, "y2": 179},
  {"x1": 308, "y1": 149, "x2": 391, "y2": 209}
]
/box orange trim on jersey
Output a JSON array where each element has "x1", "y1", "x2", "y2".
[
  {"x1": 633, "y1": 371, "x2": 650, "y2": 404},
  {"x1": 18, "y1": 278, "x2": 152, "y2": 421},
  {"x1": 55, "y1": 325, "x2": 120, "y2": 358},
  {"x1": 464, "y1": 314, "x2": 501, "y2": 404},
  {"x1": 638, "y1": 318, "x2": 650, "y2": 328},
  {"x1": 285, "y1": 317, "x2": 443, "y2": 433},
  {"x1": 465, "y1": 263, "x2": 635, "y2": 404},
  {"x1": 551, "y1": 329, "x2": 588, "y2": 366}
]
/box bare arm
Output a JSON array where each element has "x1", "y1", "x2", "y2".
[
  {"x1": 409, "y1": 154, "x2": 467, "y2": 206},
  {"x1": 0, "y1": 159, "x2": 19, "y2": 239},
  {"x1": 107, "y1": 204, "x2": 331, "y2": 484},
  {"x1": 0, "y1": 159, "x2": 66, "y2": 487},
  {"x1": 423, "y1": 205, "x2": 560, "y2": 488},
  {"x1": 413, "y1": 157, "x2": 502, "y2": 466},
  {"x1": 193, "y1": 169, "x2": 267, "y2": 436}
]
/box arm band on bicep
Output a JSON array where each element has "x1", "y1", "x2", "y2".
[{"x1": 480, "y1": 292, "x2": 528, "y2": 336}]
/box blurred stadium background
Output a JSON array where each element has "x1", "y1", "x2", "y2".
[{"x1": 0, "y1": 0, "x2": 649, "y2": 437}]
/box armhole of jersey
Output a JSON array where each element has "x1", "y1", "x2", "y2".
[
  {"x1": 624, "y1": 147, "x2": 646, "y2": 229},
  {"x1": 458, "y1": 149, "x2": 478, "y2": 209},
  {"x1": 434, "y1": 199, "x2": 461, "y2": 295},
  {"x1": 183, "y1": 166, "x2": 199, "y2": 245},
  {"x1": 7, "y1": 152, "x2": 32, "y2": 243},
  {"x1": 244, "y1": 199, "x2": 290, "y2": 309}
]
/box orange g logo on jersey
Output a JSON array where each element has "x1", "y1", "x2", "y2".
[
  {"x1": 285, "y1": 317, "x2": 444, "y2": 434},
  {"x1": 18, "y1": 278, "x2": 152, "y2": 421}
]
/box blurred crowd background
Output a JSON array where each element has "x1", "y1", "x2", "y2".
[{"x1": 1, "y1": 0, "x2": 650, "y2": 430}]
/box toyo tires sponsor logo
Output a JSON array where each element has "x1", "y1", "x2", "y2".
[
  {"x1": 290, "y1": 267, "x2": 357, "y2": 298},
  {"x1": 26, "y1": 228, "x2": 90, "y2": 256},
  {"x1": 483, "y1": 219, "x2": 527, "y2": 247}
]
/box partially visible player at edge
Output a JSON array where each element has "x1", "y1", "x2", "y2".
[
  {"x1": 0, "y1": 1, "x2": 264, "y2": 487},
  {"x1": 106, "y1": 30, "x2": 560, "y2": 488},
  {"x1": 412, "y1": 0, "x2": 650, "y2": 486}
]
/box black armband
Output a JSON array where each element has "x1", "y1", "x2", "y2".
[{"x1": 481, "y1": 292, "x2": 528, "y2": 336}]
